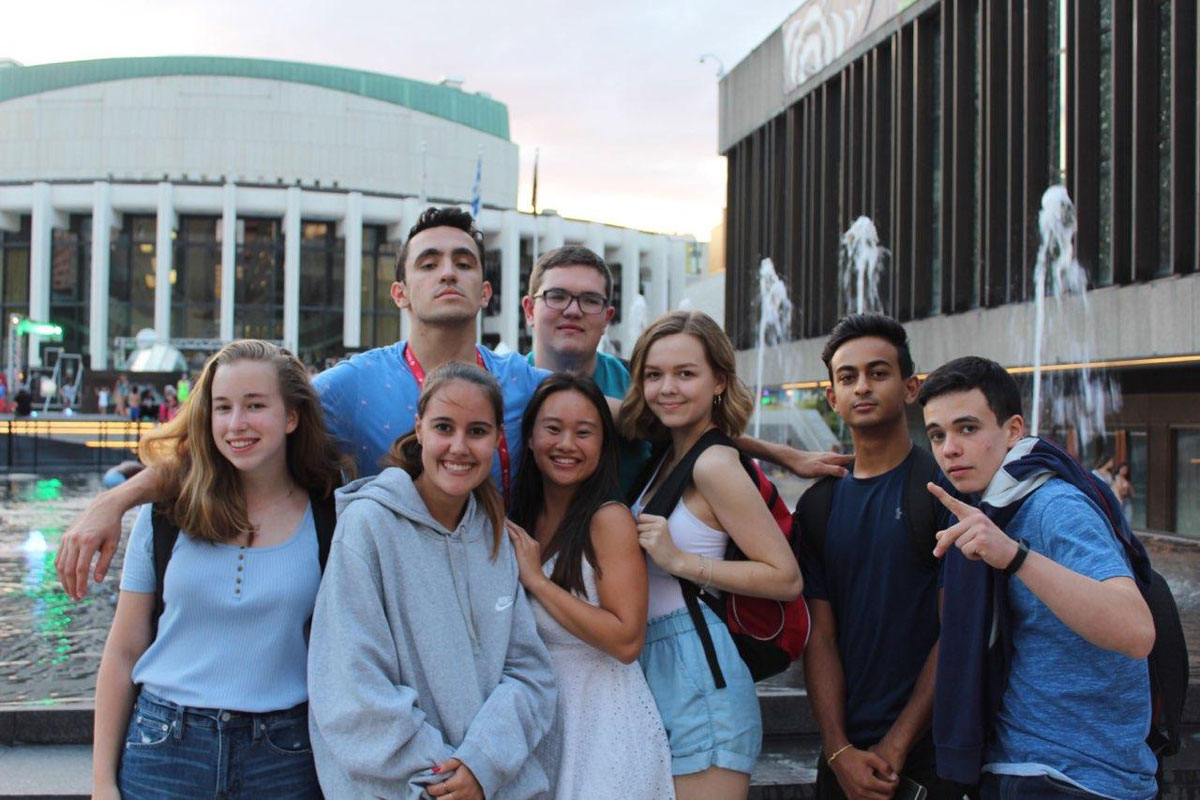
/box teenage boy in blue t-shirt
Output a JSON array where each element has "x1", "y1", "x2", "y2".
[
  {"x1": 798, "y1": 314, "x2": 963, "y2": 800},
  {"x1": 920, "y1": 356, "x2": 1157, "y2": 800}
]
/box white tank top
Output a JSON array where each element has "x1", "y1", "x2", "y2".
[{"x1": 632, "y1": 457, "x2": 729, "y2": 620}]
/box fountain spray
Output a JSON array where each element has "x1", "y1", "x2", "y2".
[
  {"x1": 839, "y1": 217, "x2": 888, "y2": 315},
  {"x1": 753, "y1": 258, "x2": 793, "y2": 438}
]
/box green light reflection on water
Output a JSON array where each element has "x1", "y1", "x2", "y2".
[{"x1": 33, "y1": 478, "x2": 63, "y2": 502}]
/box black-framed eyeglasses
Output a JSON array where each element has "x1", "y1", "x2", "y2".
[{"x1": 533, "y1": 288, "x2": 609, "y2": 315}]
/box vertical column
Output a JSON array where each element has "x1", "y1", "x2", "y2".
[
  {"x1": 89, "y1": 182, "x2": 113, "y2": 369},
  {"x1": 585, "y1": 223, "x2": 607, "y2": 262},
  {"x1": 647, "y1": 236, "x2": 669, "y2": 317},
  {"x1": 220, "y1": 182, "x2": 237, "y2": 341},
  {"x1": 28, "y1": 182, "x2": 58, "y2": 365},
  {"x1": 282, "y1": 187, "x2": 301, "y2": 354},
  {"x1": 618, "y1": 229, "x2": 640, "y2": 356},
  {"x1": 544, "y1": 213, "x2": 564, "y2": 251},
  {"x1": 668, "y1": 239, "x2": 687, "y2": 311},
  {"x1": 397, "y1": 197, "x2": 422, "y2": 342},
  {"x1": 498, "y1": 210, "x2": 521, "y2": 350},
  {"x1": 342, "y1": 192, "x2": 364, "y2": 349},
  {"x1": 154, "y1": 182, "x2": 175, "y2": 344}
]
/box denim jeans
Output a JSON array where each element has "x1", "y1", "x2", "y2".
[
  {"x1": 981, "y1": 772, "x2": 1104, "y2": 799},
  {"x1": 118, "y1": 690, "x2": 321, "y2": 800}
]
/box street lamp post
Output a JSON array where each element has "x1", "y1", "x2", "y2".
[{"x1": 5, "y1": 315, "x2": 63, "y2": 394}]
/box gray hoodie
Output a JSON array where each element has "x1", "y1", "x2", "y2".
[{"x1": 308, "y1": 467, "x2": 556, "y2": 799}]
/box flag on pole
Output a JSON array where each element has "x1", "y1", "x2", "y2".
[
  {"x1": 531, "y1": 148, "x2": 539, "y2": 215},
  {"x1": 470, "y1": 148, "x2": 482, "y2": 219}
]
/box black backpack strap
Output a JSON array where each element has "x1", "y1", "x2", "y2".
[
  {"x1": 678, "y1": 578, "x2": 727, "y2": 689},
  {"x1": 150, "y1": 504, "x2": 182, "y2": 639},
  {"x1": 309, "y1": 489, "x2": 337, "y2": 572},
  {"x1": 641, "y1": 428, "x2": 733, "y2": 690},
  {"x1": 903, "y1": 445, "x2": 941, "y2": 570},
  {"x1": 795, "y1": 475, "x2": 837, "y2": 566},
  {"x1": 640, "y1": 429, "x2": 731, "y2": 519}
]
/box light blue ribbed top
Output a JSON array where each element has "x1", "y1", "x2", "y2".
[{"x1": 120, "y1": 503, "x2": 320, "y2": 712}]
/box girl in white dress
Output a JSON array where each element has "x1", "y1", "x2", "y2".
[{"x1": 507, "y1": 373, "x2": 675, "y2": 800}]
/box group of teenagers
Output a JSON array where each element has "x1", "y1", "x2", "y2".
[{"x1": 55, "y1": 206, "x2": 1165, "y2": 800}]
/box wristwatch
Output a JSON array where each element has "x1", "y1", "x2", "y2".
[{"x1": 1003, "y1": 539, "x2": 1031, "y2": 576}]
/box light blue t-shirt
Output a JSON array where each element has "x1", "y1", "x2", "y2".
[
  {"x1": 317, "y1": 342, "x2": 549, "y2": 488},
  {"x1": 120, "y1": 503, "x2": 320, "y2": 712},
  {"x1": 525, "y1": 349, "x2": 651, "y2": 495},
  {"x1": 984, "y1": 478, "x2": 1157, "y2": 799}
]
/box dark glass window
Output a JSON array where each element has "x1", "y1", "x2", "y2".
[
  {"x1": 108, "y1": 215, "x2": 157, "y2": 344},
  {"x1": 1047, "y1": 0, "x2": 1067, "y2": 185},
  {"x1": 1097, "y1": 0, "x2": 1114, "y2": 285},
  {"x1": 235, "y1": 218, "x2": 284, "y2": 341},
  {"x1": 1, "y1": 215, "x2": 32, "y2": 366},
  {"x1": 298, "y1": 221, "x2": 344, "y2": 364},
  {"x1": 49, "y1": 214, "x2": 92, "y2": 357},
  {"x1": 1154, "y1": 0, "x2": 1172, "y2": 277},
  {"x1": 929, "y1": 20, "x2": 943, "y2": 315},
  {"x1": 171, "y1": 216, "x2": 221, "y2": 339},
  {"x1": 358, "y1": 226, "x2": 401, "y2": 350}
]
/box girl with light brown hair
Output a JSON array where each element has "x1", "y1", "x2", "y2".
[{"x1": 92, "y1": 339, "x2": 348, "y2": 800}]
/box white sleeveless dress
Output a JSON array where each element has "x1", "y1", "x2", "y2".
[{"x1": 532, "y1": 552, "x2": 675, "y2": 799}]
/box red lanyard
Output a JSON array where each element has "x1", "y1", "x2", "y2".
[{"x1": 403, "y1": 344, "x2": 511, "y2": 503}]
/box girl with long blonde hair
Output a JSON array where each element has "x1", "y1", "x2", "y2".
[
  {"x1": 92, "y1": 340, "x2": 348, "y2": 800},
  {"x1": 620, "y1": 311, "x2": 802, "y2": 800}
]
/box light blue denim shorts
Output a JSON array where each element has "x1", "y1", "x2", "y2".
[{"x1": 639, "y1": 604, "x2": 763, "y2": 776}]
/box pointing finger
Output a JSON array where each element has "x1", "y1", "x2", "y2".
[{"x1": 926, "y1": 481, "x2": 972, "y2": 517}]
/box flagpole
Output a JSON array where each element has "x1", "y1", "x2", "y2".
[{"x1": 531, "y1": 148, "x2": 540, "y2": 263}]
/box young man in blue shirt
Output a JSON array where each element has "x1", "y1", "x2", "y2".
[
  {"x1": 798, "y1": 314, "x2": 962, "y2": 800},
  {"x1": 920, "y1": 356, "x2": 1157, "y2": 799},
  {"x1": 315, "y1": 207, "x2": 546, "y2": 489}
]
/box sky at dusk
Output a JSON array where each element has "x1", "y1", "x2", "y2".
[{"x1": 2, "y1": 0, "x2": 803, "y2": 241}]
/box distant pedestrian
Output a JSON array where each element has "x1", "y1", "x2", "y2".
[
  {"x1": 96, "y1": 386, "x2": 111, "y2": 415},
  {"x1": 1091, "y1": 455, "x2": 1115, "y2": 486},
  {"x1": 127, "y1": 386, "x2": 141, "y2": 421},
  {"x1": 114, "y1": 376, "x2": 130, "y2": 418},
  {"x1": 1113, "y1": 463, "x2": 1135, "y2": 524}
]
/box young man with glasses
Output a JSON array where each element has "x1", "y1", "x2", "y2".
[
  {"x1": 521, "y1": 246, "x2": 648, "y2": 490},
  {"x1": 521, "y1": 246, "x2": 630, "y2": 398}
]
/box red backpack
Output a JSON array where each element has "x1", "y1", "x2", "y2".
[{"x1": 640, "y1": 429, "x2": 811, "y2": 684}]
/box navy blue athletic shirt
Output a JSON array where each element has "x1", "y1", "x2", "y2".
[{"x1": 798, "y1": 448, "x2": 943, "y2": 752}]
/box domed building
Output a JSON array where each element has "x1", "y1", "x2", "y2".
[{"x1": 0, "y1": 56, "x2": 692, "y2": 370}]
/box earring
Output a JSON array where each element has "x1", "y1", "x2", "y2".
[{"x1": 713, "y1": 394, "x2": 723, "y2": 406}]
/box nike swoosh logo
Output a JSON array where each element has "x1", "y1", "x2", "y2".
[{"x1": 495, "y1": 596, "x2": 514, "y2": 611}]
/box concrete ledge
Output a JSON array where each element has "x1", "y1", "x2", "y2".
[{"x1": 0, "y1": 704, "x2": 92, "y2": 746}]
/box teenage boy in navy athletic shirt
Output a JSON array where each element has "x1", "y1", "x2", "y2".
[{"x1": 798, "y1": 314, "x2": 962, "y2": 800}]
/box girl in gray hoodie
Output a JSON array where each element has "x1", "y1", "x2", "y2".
[{"x1": 308, "y1": 363, "x2": 556, "y2": 800}]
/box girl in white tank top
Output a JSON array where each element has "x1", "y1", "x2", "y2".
[{"x1": 617, "y1": 311, "x2": 803, "y2": 800}]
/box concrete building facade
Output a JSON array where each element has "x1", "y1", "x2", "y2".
[{"x1": 720, "y1": 0, "x2": 1200, "y2": 536}]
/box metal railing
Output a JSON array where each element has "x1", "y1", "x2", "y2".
[{"x1": 2, "y1": 418, "x2": 154, "y2": 473}]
